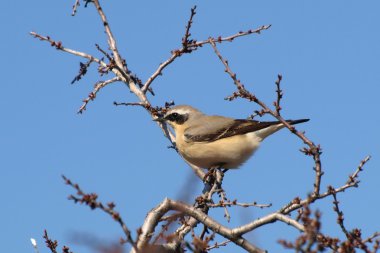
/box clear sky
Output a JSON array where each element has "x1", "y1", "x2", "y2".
[{"x1": 1, "y1": 1, "x2": 379, "y2": 253}]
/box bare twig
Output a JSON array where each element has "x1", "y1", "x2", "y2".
[
  {"x1": 329, "y1": 186, "x2": 350, "y2": 238},
  {"x1": 43, "y1": 230, "x2": 58, "y2": 253},
  {"x1": 279, "y1": 156, "x2": 370, "y2": 217},
  {"x1": 347, "y1": 155, "x2": 371, "y2": 184},
  {"x1": 141, "y1": 25, "x2": 271, "y2": 94},
  {"x1": 182, "y1": 6, "x2": 197, "y2": 50},
  {"x1": 62, "y1": 175, "x2": 137, "y2": 250},
  {"x1": 274, "y1": 74, "x2": 283, "y2": 116},
  {"x1": 30, "y1": 32, "x2": 104, "y2": 65},
  {"x1": 363, "y1": 232, "x2": 380, "y2": 244},
  {"x1": 71, "y1": 0, "x2": 80, "y2": 16},
  {"x1": 113, "y1": 102, "x2": 147, "y2": 108},
  {"x1": 71, "y1": 59, "x2": 93, "y2": 84},
  {"x1": 209, "y1": 39, "x2": 324, "y2": 198},
  {"x1": 196, "y1": 25, "x2": 272, "y2": 48},
  {"x1": 207, "y1": 200, "x2": 272, "y2": 209},
  {"x1": 78, "y1": 77, "x2": 121, "y2": 113},
  {"x1": 92, "y1": 0, "x2": 124, "y2": 71},
  {"x1": 95, "y1": 43, "x2": 112, "y2": 61},
  {"x1": 206, "y1": 240, "x2": 231, "y2": 251}
]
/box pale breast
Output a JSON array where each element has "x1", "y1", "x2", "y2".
[{"x1": 177, "y1": 132, "x2": 262, "y2": 169}]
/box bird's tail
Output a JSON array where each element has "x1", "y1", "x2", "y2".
[
  {"x1": 287, "y1": 119, "x2": 310, "y2": 125},
  {"x1": 255, "y1": 118, "x2": 309, "y2": 140}
]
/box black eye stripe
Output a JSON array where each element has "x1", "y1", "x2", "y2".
[{"x1": 165, "y1": 112, "x2": 188, "y2": 125}]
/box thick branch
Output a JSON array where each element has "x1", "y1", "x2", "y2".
[
  {"x1": 92, "y1": 0, "x2": 124, "y2": 70},
  {"x1": 133, "y1": 198, "x2": 266, "y2": 253}
]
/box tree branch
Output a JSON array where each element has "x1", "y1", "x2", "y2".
[
  {"x1": 78, "y1": 77, "x2": 121, "y2": 113},
  {"x1": 141, "y1": 25, "x2": 271, "y2": 94},
  {"x1": 133, "y1": 198, "x2": 266, "y2": 253},
  {"x1": 209, "y1": 39, "x2": 324, "y2": 197}
]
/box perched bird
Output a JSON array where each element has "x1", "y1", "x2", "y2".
[{"x1": 155, "y1": 105, "x2": 309, "y2": 169}]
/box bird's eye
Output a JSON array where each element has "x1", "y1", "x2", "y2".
[
  {"x1": 166, "y1": 112, "x2": 179, "y2": 122},
  {"x1": 165, "y1": 112, "x2": 188, "y2": 124}
]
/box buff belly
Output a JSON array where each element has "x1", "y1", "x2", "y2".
[{"x1": 178, "y1": 132, "x2": 262, "y2": 169}]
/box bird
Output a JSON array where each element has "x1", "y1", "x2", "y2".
[{"x1": 155, "y1": 105, "x2": 309, "y2": 169}]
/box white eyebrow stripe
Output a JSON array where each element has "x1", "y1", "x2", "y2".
[{"x1": 168, "y1": 109, "x2": 191, "y2": 115}]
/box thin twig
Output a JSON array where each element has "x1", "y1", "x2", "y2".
[
  {"x1": 78, "y1": 77, "x2": 120, "y2": 113},
  {"x1": 209, "y1": 39, "x2": 324, "y2": 197},
  {"x1": 71, "y1": 0, "x2": 80, "y2": 16},
  {"x1": 30, "y1": 32, "x2": 105, "y2": 65},
  {"x1": 207, "y1": 200, "x2": 272, "y2": 209},
  {"x1": 363, "y1": 232, "x2": 380, "y2": 244},
  {"x1": 43, "y1": 230, "x2": 58, "y2": 253},
  {"x1": 182, "y1": 6, "x2": 197, "y2": 50},
  {"x1": 196, "y1": 25, "x2": 272, "y2": 48},
  {"x1": 141, "y1": 25, "x2": 271, "y2": 94},
  {"x1": 329, "y1": 186, "x2": 350, "y2": 238},
  {"x1": 92, "y1": 0, "x2": 124, "y2": 70},
  {"x1": 62, "y1": 175, "x2": 137, "y2": 250},
  {"x1": 71, "y1": 59, "x2": 93, "y2": 84},
  {"x1": 274, "y1": 74, "x2": 283, "y2": 116},
  {"x1": 347, "y1": 155, "x2": 371, "y2": 184},
  {"x1": 206, "y1": 240, "x2": 231, "y2": 251}
]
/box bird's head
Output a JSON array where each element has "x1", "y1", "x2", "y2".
[{"x1": 154, "y1": 105, "x2": 203, "y2": 131}]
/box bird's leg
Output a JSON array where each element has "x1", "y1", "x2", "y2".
[
  {"x1": 202, "y1": 167, "x2": 216, "y2": 183},
  {"x1": 201, "y1": 166, "x2": 227, "y2": 199},
  {"x1": 213, "y1": 167, "x2": 232, "y2": 222},
  {"x1": 201, "y1": 166, "x2": 217, "y2": 194}
]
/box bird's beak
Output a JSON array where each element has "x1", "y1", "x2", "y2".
[{"x1": 153, "y1": 116, "x2": 166, "y2": 122}]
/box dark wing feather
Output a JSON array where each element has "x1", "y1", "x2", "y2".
[
  {"x1": 184, "y1": 118, "x2": 309, "y2": 143},
  {"x1": 184, "y1": 119, "x2": 279, "y2": 143}
]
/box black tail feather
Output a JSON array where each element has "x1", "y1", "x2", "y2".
[{"x1": 287, "y1": 119, "x2": 310, "y2": 125}]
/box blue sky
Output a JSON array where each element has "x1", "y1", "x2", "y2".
[{"x1": 2, "y1": 1, "x2": 379, "y2": 253}]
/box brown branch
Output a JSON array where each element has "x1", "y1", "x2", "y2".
[
  {"x1": 62, "y1": 175, "x2": 137, "y2": 250},
  {"x1": 78, "y1": 77, "x2": 120, "y2": 113},
  {"x1": 232, "y1": 212, "x2": 305, "y2": 236},
  {"x1": 347, "y1": 155, "x2": 371, "y2": 184},
  {"x1": 329, "y1": 186, "x2": 350, "y2": 238},
  {"x1": 274, "y1": 74, "x2": 283, "y2": 116},
  {"x1": 196, "y1": 25, "x2": 272, "y2": 48},
  {"x1": 209, "y1": 39, "x2": 324, "y2": 198},
  {"x1": 141, "y1": 25, "x2": 271, "y2": 94},
  {"x1": 207, "y1": 200, "x2": 272, "y2": 209},
  {"x1": 133, "y1": 198, "x2": 266, "y2": 253},
  {"x1": 182, "y1": 6, "x2": 197, "y2": 50},
  {"x1": 43, "y1": 230, "x2": 58, "y2": 253},
  {"x1": 278, "y1": 156, "x2": 370, "y2": 218},
  {"x1": 92, "y1": 0, "x2": 124, "y2": 71},
  {"x1": 206, "y1": 240, "x2": 231, "y2": 251},
  {"x1": 30, "y1": 32, "x2": 104, "y2": 65},
  {"x1": 71, "y1": 59, "x2": 93, "y2": 84},
  {"x1": 141, "y1": 53, "x2": 180, "y2": 94},
  {"x1": 363, "y1": 232, "x2": 380, "y2": 244},
  {"x1": 232, "y1": 154, "x2": 371, "y2": 237},
  {"x1": 71, "y1": 0, "x2": 80, "y2": 16}
]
